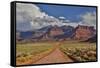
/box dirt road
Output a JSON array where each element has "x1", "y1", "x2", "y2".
[{"x1": 33, "y1": 42, "x2": 73, "y2": 64}]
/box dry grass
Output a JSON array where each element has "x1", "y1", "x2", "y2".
[
  {"x1": 16, "y1": 42, "x2": 54, "y2": 65},
  {"x1": 60, "y1": 41, "x2": 97, "y2": 62}
]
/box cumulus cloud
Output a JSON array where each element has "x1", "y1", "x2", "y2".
[
  {"x1": 16, "y1": 3, "x2": 50, "y2": 31},
  {"x1": 16, "y1": 3, "x2": 63, "y2": 31},
  {"x1": 16, "y1": 3, "x2": 43, "y2": 21},
  {"x1": 62, "y1": 12, "x2": 97, "y2": 28},
  {"x1": 59, "y1": 16, "x2": 66, "y2": 19},
  {"x1": 63, "y1": 22, "x2": 82, "y2": 27},
  {"x1": 80, "y1": 12, "x2": 96, "y2": 28},
  {"x1": 16, "y1": 3, "x2": 40, "y2": 31},
  {"x1": 16, "y1": 3, "x2": 96, "y2": 31}
]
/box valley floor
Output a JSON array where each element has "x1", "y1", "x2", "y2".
[
  {"x1": 16, "y1": 41, "x2": 96, "y2": 65},
  {"x1": 34, "y1": 44, "x2": 73, "y2": 64}
]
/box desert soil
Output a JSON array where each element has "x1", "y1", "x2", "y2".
[{"x1": 33, "y1": 42, "x2": 73, "y2": 64}]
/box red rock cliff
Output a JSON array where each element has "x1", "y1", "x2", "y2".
[{"x1": 74, "y1": 25, "x2": 95, "y2": 40}]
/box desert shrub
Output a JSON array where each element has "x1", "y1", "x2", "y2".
[{"x1": 60, "y1": 42, "x2": 96, "y2": 62}]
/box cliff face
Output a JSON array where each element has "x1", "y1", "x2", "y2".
[
  {"x1": 16, "y1": 25, "x2": 96, "y2": 42},
  {"x1": 49, "y1": 25, "x2": 64, "y2": 37},
  {"x1": 40, "y1": 25, "x2": 64, "y2": 41},
  {"x1": 41, "y1": 25, "x2": 75, "y2": 41},
  {"x1": 74, "y1": 25, "x2": 95, "y2": 40}
]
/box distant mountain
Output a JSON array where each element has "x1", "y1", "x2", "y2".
[
  {"x1": 73, "y1": 25, "x2": 96, "y2": 40},
  {"x1": 16, "y1": 25, "x2": 96, "y2": 42},
  {"x1": 38, "y1": 25, "x2": 75, "y2": 40},
  {"x1": 37, "y1": 25, "x2": 52, "y2": 32},
  {"x1": 61, "y1": 25, "x2": 75, "y2": 38}
]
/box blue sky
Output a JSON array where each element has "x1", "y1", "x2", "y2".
[
  {"x1": 37, "y1": 4, "x2": 96, "y2": 22},
  {"x1": 16, "y1": 3, "x2": 96, "y2": 31}
]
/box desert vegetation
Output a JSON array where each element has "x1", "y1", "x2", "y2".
[
  {"x1": 16, "y1": 41, "x2": 97, "y2": 65},
  {"x1": 60, "y1": 41, "x2": 96, "y2": 62},
  {"x1": 16, "y1": 42, "x2": 55, "y2": 65}
]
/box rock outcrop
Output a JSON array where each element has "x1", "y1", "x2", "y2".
[
  {"x1": 49, "y1": 25, "x2": 64, "y2": 37},
  {"x1": 74, "y1": 25, "x2": 95, "y2": 40},
  {"x1": 16, "y1": 25, "x2": 96, "y2": 42}
]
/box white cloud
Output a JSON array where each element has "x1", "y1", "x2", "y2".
[
  {"x1": 59, "y1": 16, "x2": 66, "y2": 19},
  {"x1": 80, "y1": 12, "x2": 96, "y2": 28},
  {"x1": 16, "y1": 3, "x2": 81, "y2": 31},
  {"x1": 62, "y1": 22, "x2": 78, "y2": 27},
  {"x1": 16, "y1": 3, "x2": 42, "y2": 31},
  {"x1": 16, "y1": 3, "x2": 63, "y2": 31},
  {"x1": 61, "y1": 12, "x2": 96, "y2": 29},
  {"x1": 16, "y1": 3, "x2": 96, "y2": 31},
  {"x1": 16, "y1": 3, "x2": 43, "y2": 21}
]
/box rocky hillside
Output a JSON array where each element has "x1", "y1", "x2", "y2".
[
  {"x1": 74, "y1": 25, "x2": 96, "y2": 40},
  {"x1": 16, "y1": 25, "x2": 96, "y2": 42}
]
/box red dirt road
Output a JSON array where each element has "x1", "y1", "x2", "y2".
[{"x1": 34, "y1": 47, "x2": 73, "y2": 64}]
